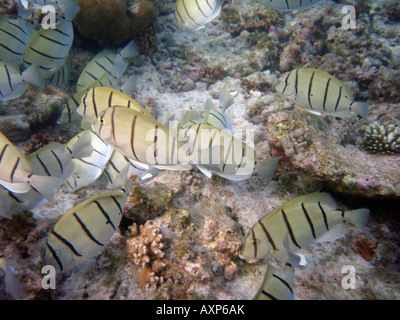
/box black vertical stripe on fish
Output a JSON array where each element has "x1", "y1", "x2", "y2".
[
  {"x1": 175, "y1": 10, "x2": 185, "y2": 25},
  {"x1": 0, "y1": 27, "x2": 26, "y2": 45},
  {"x1": 29, "y1": 46, "x2": 66, "y2": 60},
  {"x1": 286, "y1": 0, "x2": 290, "y2": 9},
  {"x1": 6, "y1": 20, "x2": 27, "y2": 34},
  {"x1": 92, "y1": 88, "x2": 98, "y2": 119},
  {"x1": 77, "y1": 158, "x2": 102, "y2": 168},
  {"x1": 73, "y1": 212, "x2": 104, "y2": 247},
  {"x1": 39, "y1": 34, "x2": 69, "y2": 46},
  {"x1": 0, "y1": 43, "x2": 23, "y2": 55},
  {"x1": 8, "y1": 190, "x2": 22, "y2": 203},
  {"x1": 65, "y1": 178, "x2": 74, "y2": 189},
  {"x1": 258, "y1": 220, "x2": 277, "y2": 251},
  {"x1": 82, "y1": 91, "x2": 89, "y2": 115},
  {"x1": 10, "y1": 158, "x2": 20, "y2": 183},
  {"x1": 301, "y1": 202, "x2": 316, "y2": 239},
  {"x1": 110, "y1": 195, "x2": 123, "y2": 214},
  {"x1": 130, "y1": 115, "x2": 140, "y2": 162},
  {"x1": 36, "y1": 154, "x2": 51, "y2": 176},
  {"x1": 51, "y1": 150, "x2": 64, "y2": 174},
  {"x1": 51, "y1": 230, "x2": 83, "y2": 257},
  {"x1": 272, "y1": 274, "x2": 294, "y2": 295},
  {"x1": 281, "y1": 209, "x2": 302, "y2": 249},
  {"x1": 0, "y1": 144, "x2": 9, "y2": 163},
  {"x1": 195, "y1": 0, "x2": 208, "y2": 17},
  {"x1": 322, "y1": 78, "x2": 331, "y2": 112},
  {"x1": 317, "y1": 202, "x2": 329, "y2": 231},
  {"x1": 182, "y1": 0, "x2": 201, "y2": 27},
  {"x1": 341, "y1": 210, "x2": 346, "y2": 223},
  {"x1": 205, "y1": 0, "x2": 213, "y2": 10},
  {"x1": 93, "y1": 201, "x2": 116, "y2": 230},
  {"x1": 52, "y1": 27, "x2": 71, "y2": 38},
  {"x1": 170, "y1": 136, "x2": 176, "y2": 164},
  {"x1": 108, "y1": 92, "x2": 114, "y2": 107},
  {"x1": 251, "y1": 228, "x2": 258, "y2": 258},
  {"x1": 104, "y1": 55, "x2": 114, "y2": 65},
  {"x1": 111, "y1": 105, "x2": 116, "y2": 142},
  {"x1": 46, "y1": 241, "x2": 63, "y2": 272},
  {"x1": 334, "y1": 86, "x2": 342, "y2": 111},
  {"x1": 189, "y1": 124, "x2": 201, "y2": 155},
  {"x1": 209, "y1": 110, "x2": 226, "y2": 128},
  {"x1": 95, "y1": 60, "x2": 113, "y2": 76},
  {"x1": 85, "y1": 70, "x2": 98, "y2": 81},
  {"x1": 261, "y1": 290, "x2": 278, "y2": 300},
  {"x1": 308, "y1": 71, "x2": 315, "y2": 110},
  {"x1": 295, "y1": 69, "x2": 299, "y2": 94},
  {"x1": 222, "y1": 137, "x2": 234, "y2": 172},
  {"x1": 108, "y1": 160, "x2": 120, "y2": 174},
  {"x1": 103, "y1": 168, "x2": 113, "y2": 183},
  {"x1": 154, "y1": 125, "x2": 158, "y2": 164},
  {"x1": 281, "y1": 72, "x2": 291, "y2": 94}
]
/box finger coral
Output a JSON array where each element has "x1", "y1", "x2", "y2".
[
  {"x1": 357, "y1": 122, "x2": 400, "y2": 155},
  {"x1": 126, "y1": 220, "x2": 173, "y2": 297}
]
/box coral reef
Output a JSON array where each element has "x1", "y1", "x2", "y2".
[
  {"x1": 200, "y1": 66, "x2": 225, "y2": 83},
  {"x1": 357, "y1": 122, "x2": 400, "y2": 155},
  {"x1": 126, "y1": 221, "x2": 173, "y2": 297},
  {"x1": 74, "y1": 0, "x2": 158, "y2": 46},
  {"x1": 123, "y1": 177, "x2": 173, "y2": 223},
  {"x1": 265, "y1": 110, "x2": 400, "y2": 198},
  {"x1": 23, "y1": 133, "x2": 71, "y2": 155}
]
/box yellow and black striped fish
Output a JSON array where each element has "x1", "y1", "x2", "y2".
[
  {"x1": 48, "y1": 58, "x2": 70, "y2": 88},
  {"x1": 253, "y1": 257, "x2": 296, "y2": 300},
  {"x1": 0, "y1": 135, "x2": 92, "y2": 218},
  {"x1": 102, "y1": 149, "x2": 152, "y2": 189},
  {"x1": 0, "y1": 16, "x2": 34, "y2": 65},
  {"x1": 174, "y1": 0, "x2": 222, "y2": 31},
  {"x1": 58, "y1": 74, "x2": 119, "y2": 124},
  {"x1": 0, "y1": 62, "x2": 43, "y2": 101},
  {"x1": 179, "y1": 121, "x2": 280, "y2": 181},
  {"x1": 258, "y1": 0, "x2": 321, "y2": 11},
  {"x1": 64, "y1": 130, "x2": 113, "y2": 192},
  {"x1": 92, "y1": 106, "x2": 191, "y2": 170},
  {"x1": 23, "y1": 17, "x2": 73, "y2": 80},
  {"x1": 44, "y1": 187, "x2": 129, "y2": 273},
  {"x1": 0, "y1": 130, "x2": 61, "y2": 200},
  {"x1": 76, "y1": 41, "x2": 138, "y2": 92},
  {"x1": 178, "y1": 90, "x2": 234, "y2": 133},
  {"x1": 276, "y1": 68, "x2": 368, "y2": 118},
  {"x1": 239, "y1": 192, "x2": 370, "y2": 262},
  {"x1": 77, "y1": 86, "x2": 154, "y2": 127}
]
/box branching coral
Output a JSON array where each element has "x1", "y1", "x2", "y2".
[
  {"x1": 357, "y1": 122, "x2": 400, "y2": 155},
  {"x1": 126, "y1": 221, "x2": 173, "y2": 297},
  {"x1": 200, "y1": 66, "x2": 225, "y2": 83}
]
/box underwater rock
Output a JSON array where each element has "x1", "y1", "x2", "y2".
[
  {"x1": 74, "y1": 0, "x2": 157, "y2": 46},
  {"x1": 0, "y1": 115, "x2": 30, "y2": 142},
  {"x1": 266, "y1": 110, "x2": 400, "y2": 198}
]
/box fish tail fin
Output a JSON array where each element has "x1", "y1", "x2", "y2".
[
  {"x1": 59, "y1": 0, "x2": 81, "y2": 20},
  {"x1": 27, "y1": 175, "x2": 62, "y2": 201},
  {"x1": 21, "y1": 64, "x2": 44, "y2": 88},
  {"x1": 112, "y1": 56, "x2": 128, "y2": 79},
  {"x1": 0, "y1": 258, "x2": 26, "y2": 299},
  {"x1": 351, "y1": 101, "x2": 369, "y2": 118},
  {"x1": 344, "y1": 208, "x2": 370, "y2": 231},
  {"x1": 255, "y1": 157, "x2": 281, "y2": 181},
  {"x1": 119, "y1": 40, "x2": 139, "y2": 60},
  {"x1": 219, "y1": 90, "x2": 234, "y2": 111},
  {"x1": 68, "y1": 131, "x2": 93, "y2": 159}
]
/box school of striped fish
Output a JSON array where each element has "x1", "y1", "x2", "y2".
[{"x1": 0, "y1": 0, "x2": 375, "y2": 300}]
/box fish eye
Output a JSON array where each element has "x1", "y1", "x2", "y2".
[
  {"x1": 99, "y1": 117, "x2": 105, "y2": 124},
  {"x1": 252, "y1": 239, "x2": 259, "y2": 245}
]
